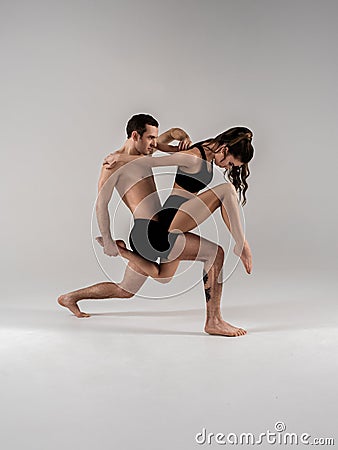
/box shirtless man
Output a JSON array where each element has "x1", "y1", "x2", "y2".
[{"x1": 58, "y1": 114, "x2": 247, "y2": 337}]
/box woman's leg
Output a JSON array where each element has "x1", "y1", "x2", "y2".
[
  {"x1": 168, "y1": 183, "x2": 252, "y2": 274},
  {"x1": 58, "y1": 261, "x2": 149, "y2": 318}
]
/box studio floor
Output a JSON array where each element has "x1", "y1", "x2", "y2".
[{"x1": 1, "y1": 269, "x2": 337, "y2": 450}]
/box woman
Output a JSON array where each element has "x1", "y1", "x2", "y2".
[{"x1": 103, "y1": 126, "x2": 254, "y2": 276}]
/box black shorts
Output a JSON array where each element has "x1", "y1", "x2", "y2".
[
  {"x1": 157, "y1": 195, "x2": 189, "y2": 230},
  {"x1": 129, "y1": 219, "x2": 179, "y2": 262},
  {"x1": 129, "y1": 195, "x2": 189, "y2": 263}
]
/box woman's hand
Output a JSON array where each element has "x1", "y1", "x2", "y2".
[
  {"x1": 170, "y1": 128, "x2": 192, "y2": 150},
  {"x1": 103, "y1": 152, "x2": 122, "y2": 169},
  {"x1": 178, "y1": 137, "x2": 192, "y2": 151}
]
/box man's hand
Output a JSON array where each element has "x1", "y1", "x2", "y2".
[
  {"x1": 96, "y1": 236, "x2": 120, "y2": 256},
  {"x1": 104, "y1": 238, "x2": 119, "y2": 257}
]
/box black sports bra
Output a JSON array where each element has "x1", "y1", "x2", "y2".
[{"x1": 174, "y1": 143, "x2": 213, "y2": 193}]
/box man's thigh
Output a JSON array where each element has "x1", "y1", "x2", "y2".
[{"x1": 118, "y1": 262, "x2": 149, "y2": 295}]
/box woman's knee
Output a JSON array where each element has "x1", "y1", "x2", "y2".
[{"x1": 215, "y1": 182, "x2": 236, "y2": 200}]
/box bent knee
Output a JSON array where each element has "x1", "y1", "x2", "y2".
[
  {"x1": 209, "y1": 245, "x2": 224, "y2": 267},
  {"x1": 203, "y1": 244, "x2": 224, "y2": 269},
  {"x1": 154, "y1": 276, "x2": 173, "y2": 284},
  {"x1": 224, "y1": 182, "x2": 237, "y2": 195},
  {"x1": 216, "y1": 182, "x2": 237, "y2": 199},
  {"x1": 216, "y1": 245, "x2": 225, "y2": 263},
  {"x1": 116, "y1": 286, "x2": 134, "y2": 299}
]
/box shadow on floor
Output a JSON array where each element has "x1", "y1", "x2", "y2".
[{"x1": 1, "y1": 294, "x2": 337, "y2": 336}]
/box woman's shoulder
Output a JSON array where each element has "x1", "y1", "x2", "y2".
[{"x1": 184, "y1": 146, "x2": 203, "y2": 158}]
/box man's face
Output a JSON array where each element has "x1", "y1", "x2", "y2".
[{"x1": 134, "y1": 124, "x2": 158, "y2": 155}]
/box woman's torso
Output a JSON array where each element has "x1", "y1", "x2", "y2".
[{"x1": 171, "y1": 143, "x2": 213, "y2": 198}]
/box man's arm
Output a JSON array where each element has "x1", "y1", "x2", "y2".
[
  {"x1": 156, "y1": 127, "x2": 192, "y2": 153},
  {"x1": 96, "y1": 165, "x2": 120, "y2": 256}
]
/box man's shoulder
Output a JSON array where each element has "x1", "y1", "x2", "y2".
[
  {"x1": 98, "y1": 149, "x2": 123, "y2": 190},
  {"x1": 110, "y1": 147, "x2": 125, "y2": 155}
]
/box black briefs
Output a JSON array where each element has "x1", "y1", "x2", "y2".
[
  {"x1": 157, "y1": 195, "x2": 190, "y2": 231},
  {"x1": 129, "y1": 195, "x2": 189, "y2": 262},
  {"x1": 129, "y1": 219, "x2": 179, "y2": 262}
]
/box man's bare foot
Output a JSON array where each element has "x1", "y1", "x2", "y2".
[
  {"x1": 58, "y1": 294, "x2": 91, "y2": 318},
  {"x1": 205, "y1": 318, "x2": 247, "y2": 337},
  {"x1": 234, "y1": 240, "x2": 252, "y2": 274}
]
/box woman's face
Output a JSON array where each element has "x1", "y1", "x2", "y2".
[{"x1": 214, "y1": 146, "x2": 243, "y2": 169}]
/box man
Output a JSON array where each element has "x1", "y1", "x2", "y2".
[{"x1": 58, "y1": 114, "x2": 246, "y2": 337}]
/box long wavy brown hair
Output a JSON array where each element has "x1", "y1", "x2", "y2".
[{"x1": 201, "y1": 127, "x2": 254, "y2": 205}]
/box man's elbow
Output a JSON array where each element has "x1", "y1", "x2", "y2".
[{"x1": 96, "y1": 197, "x2": 109, "y2": 214}]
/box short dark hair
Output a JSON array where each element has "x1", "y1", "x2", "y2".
[{"x1": 126, "y1": 114, "x2": 159, "y2": 138}]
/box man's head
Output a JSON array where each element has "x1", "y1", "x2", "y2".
[{"x1": 126, "y1": 114, "x2": 159, "y2": 155}]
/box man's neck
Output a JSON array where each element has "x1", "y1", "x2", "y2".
[{"x1": 121, "y1": 138, "x2": 142, "y2": 155}]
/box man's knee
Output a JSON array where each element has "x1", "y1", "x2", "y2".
[
  {"x1": 116, "y1": 285, "x2": 134, "y2": 299},
  {"x1": 204, "y1": 244, "x2": 224, "y2": 273},
  {"x1": 209, "y1": 245, "x2": 224, "y2": 269},
  {"x1": 216, "y1": 245, "x2": 224, "y2": 264},
  {"x1": 154, "y1": 276, "x2": 173, "y2": 284}
]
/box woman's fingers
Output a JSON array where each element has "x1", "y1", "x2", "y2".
[{"x1": 178, "y1": 138, "x2": 192, "y2": 150}]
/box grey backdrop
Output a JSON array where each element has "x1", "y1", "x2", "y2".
[
  {"x1": 1, "y1": 0, "x2": 337, "y2": 297},
  {"x1": 1, "y1": 1, "x2": 338, "y2": 449}
]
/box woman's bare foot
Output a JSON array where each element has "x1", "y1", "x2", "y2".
[
  {"x1": 234, "y1": 240, "x2": 252, "y2": 274},
  {"x1": 205, "y1": 317, "x2": 247, "y2": 337},
  {"x1": 58, "y1": 294, "x2": 91, "y2": 318}
]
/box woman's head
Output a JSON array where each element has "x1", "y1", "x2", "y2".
[
  {"x1": 202, "y1": 127, "x2": 254, "y2": 205},
  {"x1": 212, "y1": 126, "x2": 254, "y2": 163}
]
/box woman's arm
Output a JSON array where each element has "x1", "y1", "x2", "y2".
[
  {"x1": 157, "y1": 127, "x2": 192, "y2": 152},
  {"x1": 104, "y1": 150, "x2": 200, "y2": 171}
]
